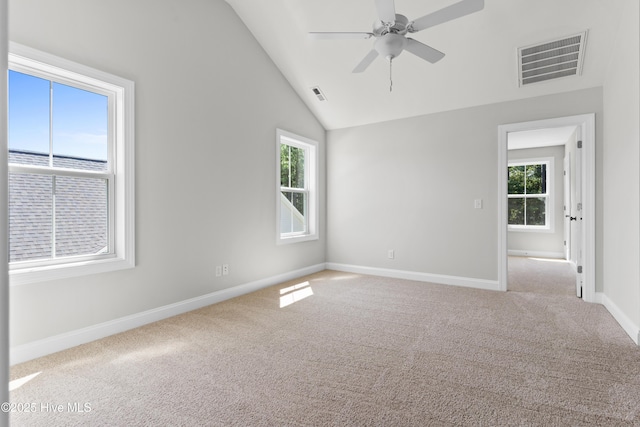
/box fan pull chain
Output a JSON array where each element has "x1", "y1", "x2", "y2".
[{"x1": 389, "y1": 57, "x2": 393, "y2": 92}]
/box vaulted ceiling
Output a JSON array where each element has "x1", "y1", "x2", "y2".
[{"x1": 225, "y1": 0, "x2": 625, "y2": 130}]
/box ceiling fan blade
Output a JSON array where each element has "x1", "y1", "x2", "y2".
[
  {"x1": 309, "y1": 32, "x2": 374, "y2": 40},
  {"x1": 405, "y1": 38, "x2": 445, "y2": 63},
  {"x1": 352, "y1": 49, "x2": 379, "y2": 73},
  {"x1": 409, "y1": 0, "x2": 484, "y2": 32},
  {"x1": 375, "y1": 0, "x2": 396, "y2": 24}
]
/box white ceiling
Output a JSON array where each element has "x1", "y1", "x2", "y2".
[
  {"x1": 508, "y1": 126, "x2": 577, "y2": 150},
  {"x1": 225, "y1": 0, "x2": 625, "y2": 130}
]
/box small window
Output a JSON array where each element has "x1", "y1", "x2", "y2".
[
  {"x1": 508, "y1": 158, "x2": 553, "y2": 231},
  {"x1": 8, "y1": 43, "x2": 134, "y2": 285},
  {"x1": 276, "y1": 129, "x2": 318, "y2": 244}
]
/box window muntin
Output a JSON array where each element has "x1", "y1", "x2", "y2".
[
  {"x1": 8, "y1": 43, "x2": 134, "y2": 285},
  {"x1": 276, "y1": 129, "x2": 318, "y2": 244},
  {"x1": 508, "y1": 159, "x2": 552, "y2": 229}
]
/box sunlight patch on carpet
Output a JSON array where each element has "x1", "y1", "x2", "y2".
[
  {"x1": 9, "y1": 372, "x2": 41, "y2": 391},
  {"x1": 280, "y1": 281, "x2": 313, "y2": 308}
]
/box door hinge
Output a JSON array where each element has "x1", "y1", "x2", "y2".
[
  {"x1": 577, "y1": 265, "x2": 583, "y2": 274},
  {"x1": 577, "y1": 203, "x2": 582, "y2": 211},
  {"x1": 577, "y1": 140, "x2": 583, "y2": 149},
  {"x1": 564, "y1": 240, "x2": 567, "y2": 246}
]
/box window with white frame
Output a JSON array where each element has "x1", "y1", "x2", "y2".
[
  {"x1": 8, "y1": 43, "x2": 134, "y2": 284},
  {"x1": 507, "y1": 158, "x2": 553, "y2": 230},
  {"x1": 276, "y1": 129, "x2": 318, "y2": 244}
]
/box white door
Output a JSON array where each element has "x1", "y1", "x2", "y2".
[
  {"x1": 574, "y1": 130, "x2": 583, "y2": 298},
  {"x1": 563, "y1": 154, "x2": 571, "y2": 261}
]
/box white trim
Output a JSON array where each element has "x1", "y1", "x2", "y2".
[
  {"x1": 10, "y1": 263, "x2": 327, "y2": 365},
  {"x1": 326, "y1": 263, "x2": 500, "y2": 291},
  {"x1": 507, "y1": 250, "x2": 565, "y2": 259},
  {"x1": 8, "y1": 43, "x2": 135, "y2": 285},
  {"x1": 594, "y1": 292, "x2": 640, "y2": 345},
  {"x1": 498, "y1": 114, "x2": 595, "y2": 301}
]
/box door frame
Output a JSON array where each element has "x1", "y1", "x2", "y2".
[{"x1": 497, "y1": 114, "x2": 596, "y2": 302}]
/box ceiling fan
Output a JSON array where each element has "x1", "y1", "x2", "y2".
[{"x1": 309, "y1": 0, "x2": 484, "y2": 74}]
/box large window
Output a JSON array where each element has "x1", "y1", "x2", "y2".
[
  {"x1": 276, "y1": 129, "x2": 318, "y2": 244},
  {"x1": 508, "y1": 158, "x2": 553, "y2": 230},
  {"x1": 8, "y1": 43, "x2": 134, "y2": 284}
]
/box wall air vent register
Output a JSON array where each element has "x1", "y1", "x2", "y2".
[{"x1": 518, "y1": 31, "x2": 588, "y2": 86}]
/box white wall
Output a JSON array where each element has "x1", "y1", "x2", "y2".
[
  {"x1": 507, "y1": 145, "x2": 565, "y2": 257},
  {"x1": 8, "y1": 0, "x2": 326, "y2": 347},
  {"x1": 602, "y1": 0, "x2": 640, "y2": 333},
  {"x1": 327, "y1": 88, "x2": 603, "y2": 284},
  {"x1": 1, "y1": 0, "x2": 9, "y2": 422}
]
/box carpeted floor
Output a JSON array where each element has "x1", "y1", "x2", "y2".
[
  {"x1": 9, "y1": 264, "x2": 640, "y2": 426},
  {"x1": 508, "y1": 255, "x2": 577, "y2": 296}
]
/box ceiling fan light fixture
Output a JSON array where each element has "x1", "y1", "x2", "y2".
[{"x1": 375, "y1": 33, "x2": 407, "y2": 60}]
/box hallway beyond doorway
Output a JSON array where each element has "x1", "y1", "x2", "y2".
[{"x1": 508, "y1": 256, "x2": 576, "y2": 296}]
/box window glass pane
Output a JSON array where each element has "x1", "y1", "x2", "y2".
[
  {"x1": 508, "y1": 166, "x2": 525, "y2": 194},
  {"x1": 280, "y1": 144, "x2": 290, "y2": 187},
  {"x1": 290, "y1": 146, "x2": 305, "y2": 189},
  {"x1": 52, "y1": 82, "x2": 108, "y2": 170},
  {"x1": 280, "y1": 191, "x2": 306, "y2": 234},
  {"x1": 8, "y1": 70, "x2": 50, "y2": 162},
  {"x1": 9, "y1": 173, "x2": 53, "y2": 262},
  {"x1": 526, "y1": 197, "x2": 546, "y2": 226},
  {"x1": 54, "y1": 176, "x2": 108, "y2": 257},
  {"x1": 526, "y1": 164, "x2": 546, "y2": 194},
  {"x1": 280, "y1": 143, "x2": 305, "y2": 189},
  {"x1": 508, "y1": 197, "x2": 525, "y2": 225}
]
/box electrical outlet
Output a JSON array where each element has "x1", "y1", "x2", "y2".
[
  {"x1": 215, "y1": 266, "x2": 222, "y2": 277},
  {"x1": 387, "y1": 249, "x2": 395, "y2": 259},
  {"x1": 222, "y1": 264, "x2": 229, "y2": 276}
]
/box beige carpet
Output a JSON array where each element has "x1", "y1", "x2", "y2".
[
  {"x1": 508, "y1": 255, "x2": 577, "y2": 296},
  {"x1": 9, "y1": 268, "x2": 640, "y2": 426}
]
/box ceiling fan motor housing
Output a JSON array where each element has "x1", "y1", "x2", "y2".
[{"x1": 373, "y1": 14, "x2": 409, "y2": 36}]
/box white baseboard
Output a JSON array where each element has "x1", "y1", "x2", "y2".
[
  {"x1": 594, "y1": 292, "x2": 640, "y2": 346},
  {"x1": 10, "y1": 263, "x2": 326, "y2": 365},
  {"x1": 508, "y1": 250, "x2": 565, "y2": 259},
  {"x1": 326, "y1": 263, "x2": 500, "y2": 291}
]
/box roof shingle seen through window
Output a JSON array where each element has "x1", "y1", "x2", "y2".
[{"x1": 9, "y1": 151, "x2": 108, "y2": 262}]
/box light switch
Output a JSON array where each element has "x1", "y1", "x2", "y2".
[{"x1": 474, "y1": 199, "x2": 483, "y2": 209}]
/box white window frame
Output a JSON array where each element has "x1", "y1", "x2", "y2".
[
  {"x1": 8, "y1": 42, "x2": 135, "y2": 285},
  {"x1": 507, "y1": 157, "x2": 554, "y2": 233},
  {"x1": 276, "y1": 129, "x2": 318, "y2": 245}
]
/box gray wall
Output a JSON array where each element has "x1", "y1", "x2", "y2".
[
  {"x1": 327, "y1": 88, "x2": 603, "y2": 283},
  {"x1": 507, "y1": 145, "x2": 566, "y2": 256},
  {"x1": 602, "y1": 0, "x2": 640, "y2": 329},
  {"x1": 9, "y1": 0, "x2": 326, "y2": 346}
]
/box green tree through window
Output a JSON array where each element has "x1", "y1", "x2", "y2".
[{"x1": 508, "y1": 162, "x2": 548, "y2": 227}]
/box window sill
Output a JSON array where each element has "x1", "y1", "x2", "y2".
[
  {"x1": 277, "y1": 233, "x2": 319, "y2": 245},
  {"x1": 508, "y1": 225, "x2": 554, "y2": 234},
  {"x1": 9, "y1": 256, "x2": 134, "y2": 286}
]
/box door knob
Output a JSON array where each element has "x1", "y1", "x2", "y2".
[{"x1": 565, "y1": 215, "x2": 577, "y2": 221}]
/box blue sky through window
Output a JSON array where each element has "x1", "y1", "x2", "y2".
[{"x1": 9, "y1": 70, "x2": 108, "y2": 162}]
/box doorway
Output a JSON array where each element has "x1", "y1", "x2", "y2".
[{"x1": 497, "y1": 114, "x2": 596, "y2": 302}]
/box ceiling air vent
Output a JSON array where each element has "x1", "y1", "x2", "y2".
[
  {"x1": 518, "y1": 31, "x2": 587, "y2": 86},
  {"x1": 311, "y1": 86, "x2": 327, "y2": 101}
]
